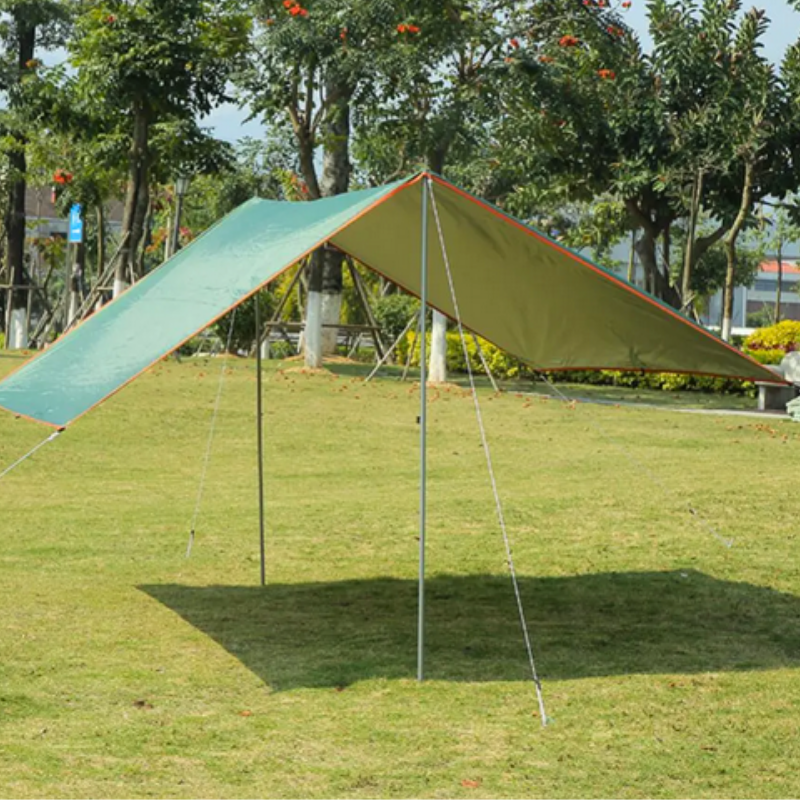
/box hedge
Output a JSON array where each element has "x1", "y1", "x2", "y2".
[{"x1": 399, "y1": 331, "x2": 755, "y2": 396}]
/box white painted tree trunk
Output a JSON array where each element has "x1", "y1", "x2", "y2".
[
  {"x1": 113, "y1": 278, "x2": 129, "y2": 299},
  {"x1": 321, "y1": 292, "x2": 343, "y2": 355},
  {"x1": 305, "y1": 290, "x2": 323, "y2": 368},
  {"x1": 8, "y1": 307, "x2": 28, "y2": 349},
  {"x1": 721, "y1": 314, "x2": 732, "y2": 342},
  {"x1": 429, "y1": 310, "x2": 448, "y2": 383}
]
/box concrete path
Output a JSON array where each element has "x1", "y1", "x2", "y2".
[{"x1": 526, "y1": 389, "x2": 791, "y2": 421}]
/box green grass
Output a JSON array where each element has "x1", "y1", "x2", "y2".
[{"x1": 1, "y1": 352, "x2": 799, "y2": 798}]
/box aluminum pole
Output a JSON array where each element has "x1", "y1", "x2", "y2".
[{"x1": 418, "y1": 175, "x2": 429, "y2": 682}]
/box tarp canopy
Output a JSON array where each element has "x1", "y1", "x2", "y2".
[{"x1": 0, "y1": 172, "x2": 782, "y2": 429}]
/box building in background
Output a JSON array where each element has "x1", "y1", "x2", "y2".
[
  {"x1": 24, "y1": 186, "x2": 124, "y2": 239},
  {"x1": 702, "y1": 259, "x2": 800, "y2": 331}
]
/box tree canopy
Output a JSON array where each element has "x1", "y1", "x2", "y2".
[{"x1": 2, "y1": 0, "x2": 800, "y2": 352}]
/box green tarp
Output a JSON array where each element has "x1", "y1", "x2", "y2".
[{"x1": 0, "y1": 172, "x2": 782, "y2": 429}]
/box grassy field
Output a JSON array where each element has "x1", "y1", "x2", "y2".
[{"x1": 1, "y1": 351, "x2": 799, "y2": 799}]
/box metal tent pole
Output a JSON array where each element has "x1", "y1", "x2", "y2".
[
  {"x1": 418, "y1": 175, "x2": 429, "y2": 682},
  {"x1": 256, "y1": 296, "x2": 266, "y2": 587}
]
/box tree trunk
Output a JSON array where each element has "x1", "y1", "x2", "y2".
[
  {"x1": 6, "y1": 21, "x2": 36, "y2": 349},
  {"x1": 634, "y1": 229, "x2": 659, "y2": 296},
  {"x1": 722, "y1": 162, "x2": 755, "y2": 342},
  {"x1": 625, "y1": 200, "x2": 680, "y2": 306},
  {"x1": 627, "y1": 231, "x2": 636, "y2": 285},
  {"x1": 7, "y1": 144, "x2": 29, "y2": 350},
  {"x1": 662, "y1": 223, "x2": 671, "y2": 282},
  {"x1": 304, "y1": 81, "x2": 351, "y2": 366},
  {"x1": 296, "y1": 128, "x2": 321, "y2": 200},
  {"x1": 116, "y1": 104, "x2": 149, "y2": 297},
  {"x1": 320, "y1": 247, "x2": 344, "y2": 355},
  {"x1": 775, "y1": 239, "x2": 783, "y2": 324},
  {"x1": 134, "y1": 186, "x2": 152, "y2": 278},
  {"x1": 681, "y1": 170, "x2": 704, "y2": 312},
  {"x1": 304, "y1": 251, "x2": 324, "y2": 367},
  {"x1": 429, "y1": 311, "x2": 448, "y2": 383},
  {"x1": 96, "y1": 204, "x2": 105, "y2": 279}
]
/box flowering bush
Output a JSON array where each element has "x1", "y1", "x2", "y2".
[
  {"x1": 744, "y1": 348, "x2": 787, "y2": 366},
  {"x1": 743, "y1": 320, "x2": 800, "y2": 357}
]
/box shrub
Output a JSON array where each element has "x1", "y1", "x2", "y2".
[
  {"x1": 397, "y1": 330, "x2": 534, "y2": 379},
  {"x1": 213, "y1": 291, "x2": 274, "y2": 353},
  {"x1": 744, "y1": 348, "x2": 786, "y2": 366},
  {"x1": 373, "y1": 294, "x2": 420, "y2": 343},
  {"x1": 267, "y1": 339, "x2": 296, "y2": 360},
  {"x1": 743, "y1": 320, "x2": 800, "y2": 355},
  {"x1": 398, "y1": 330, "x2": 755, "y2": 396}
]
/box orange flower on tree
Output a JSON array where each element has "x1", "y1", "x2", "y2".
[
  {"x1": 53, "y1": 169, "x2": 73, "y2": 185},
  {"x1": 597, "y1": 68, "x2": 616, "y2": 80},
  {"x1": 509, "y1": 38, "x2": 519, "y2": 49},
  {"x1": 283, "y1": 0, "x2": 308, "y2": 14},
  {"x1": 622, "y1": 0, "x2": 632, "y2": 7},
  {"x1": 538, "y1": 55, "x2": 554, "y2": 63},
  {"x1": 558, "y1": 35, "x2": 580, "y2": 47}
]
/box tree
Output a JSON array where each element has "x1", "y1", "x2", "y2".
[
  {"x1": 496, "y1": 0, "x2": 684, "y2": 302},
  {"x1": 70, "y1": 0, "x2": 249, "y2": 297},
  {"x1": 496, "y1": 0, "x2": 794, "y2": 327},
  {"x1": 0, "y1": 0, "x2": 70, "y2": 348},
  {"x1": 242, "y1": 0, "x2": 443, "y2": 367},
  {"x1": 353, "y1": 0, "x2": 512, "y2": 382}
]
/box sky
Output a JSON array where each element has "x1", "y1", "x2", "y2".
[{"x1": 205, "y1": 0, "x2": 800, "y2": 144}]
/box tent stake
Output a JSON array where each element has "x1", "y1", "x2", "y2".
[
  {"x1": 256, "y1": 296, "x2": 266, "y2": 587},
  {"x1": 418, "y1": 175, "x2": 429, "y2": 682}
]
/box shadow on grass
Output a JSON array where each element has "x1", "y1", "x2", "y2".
[{"x1": 140, "y1": 571, "x2": 800, "y2": 690}]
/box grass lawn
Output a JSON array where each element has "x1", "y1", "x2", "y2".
[{"x1": 0, "y1": 351, "x2": 798, "y2": 798}]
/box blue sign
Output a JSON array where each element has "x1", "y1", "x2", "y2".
[{"x1": 68, "y1": 204, "x2": 83, "y2": 244}]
